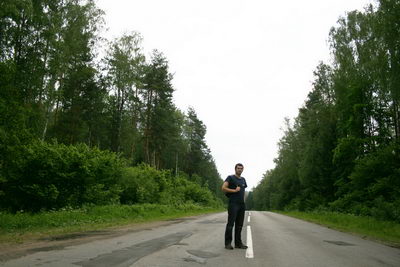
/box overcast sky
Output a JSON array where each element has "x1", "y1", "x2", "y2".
[{"x1": 96, "y1": 0, "x2": 373, "y2": 189}]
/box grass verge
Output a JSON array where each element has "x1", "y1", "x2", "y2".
[
  {"x1": 0, "y1": 203, "x2": 223, "y2": 244},
  {"x1": 277, "y1": 210, "x2": 400, "y2": 247}
]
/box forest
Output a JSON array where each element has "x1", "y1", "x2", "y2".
[
  {"x1": 0, "y1": 0, "x2": 223, "y2": 212},
  {"x1": 250, "y1": 0, "x2": 400, "y2": 222}
]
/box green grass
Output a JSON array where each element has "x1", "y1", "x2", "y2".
[
  {"x1": 277, "y1": 210, "x2": 400, "y2": 247},
  {"x1": 0, "y1": 204, "x2": 224, "y2": 244}
]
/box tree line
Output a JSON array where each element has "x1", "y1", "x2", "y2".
[
  {"x1": 250, "y1": 0, "x2": 400, "y2": 222},
  {"x1": 0, "y1": 0, "x2": 223, "y2": 212}
]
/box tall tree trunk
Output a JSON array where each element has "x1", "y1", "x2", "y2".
[
  {"x1": 54, "y1": 74, "x2": 64, "y2": 126},
  {"x1": 394, "y1": 100, "x2": 400, "y2": 139},
  {"x1": 144, "y1": 89, "x2": 153, "y2": 164},
  {"x1": 41, "y1": 116, "x2": 49, "y2": 141},
  {"x1": 38, "y1": 39, "x2": 50, "y2": 105}
]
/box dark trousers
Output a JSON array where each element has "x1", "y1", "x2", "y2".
[{"x1": 224, "y1": 201, "x2": 245, "y2": 246}]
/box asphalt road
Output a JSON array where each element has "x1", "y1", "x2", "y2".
[{"x1": 2, "y1": 211, "x2": 400, "y2": 266}]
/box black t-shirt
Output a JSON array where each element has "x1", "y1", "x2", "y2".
[{"x1": 225, "y1": 175, "x2": 247, "y2": 203}]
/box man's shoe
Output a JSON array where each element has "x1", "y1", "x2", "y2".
[
  {"x1": 225, "y1": 244, "x2": 234, "y2": 250},
  {"x1": 235, "y1": 244, "x2": 248, "y2": 249}
]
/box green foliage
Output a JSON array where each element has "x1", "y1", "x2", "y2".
[
  {"x1": 120, "y1": 165, "x2": 167, "y2": 204},
  {"x1": 0, "y1": 0, "x2": 224, "y2": 214},
  {"x1": 331, "y1": 142, "x2": 400, "y2": 221},
  {"x1": 350, "y1": 143, "x2": 400, "y2": 200},
  {"x1": 104, "y1": 32, "x2": 145, "y2": 153},
  {"x1": 119, "y1": 165, "x2": 221, "y2": 207},
  {"x1": 0, "y1": 143, "x2": 221, "y2": 213},
  {"x1": 168, "y1": 176, "x2": 219, "y2": 206},
  {"x1": 1, "y1": 141, "x2": 124, "y2": 212},
  {"x1": 253, "y1": 0, "x2": 400, "y2": 222}
]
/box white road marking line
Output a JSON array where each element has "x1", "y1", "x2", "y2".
[
  {"x1": 246, "y1": 225, "x2": 254, "y2": 258},
  {"x1": 248, "y1": 216, "x2": 250, "y2": 223}
]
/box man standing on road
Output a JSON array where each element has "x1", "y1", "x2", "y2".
[{"x1": 222, "y1": 163, "x2": 248, "y2": 250}]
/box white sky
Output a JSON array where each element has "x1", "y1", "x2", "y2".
[{"x1": 96, "y1": 0, "x2": 373, "y2": 189}]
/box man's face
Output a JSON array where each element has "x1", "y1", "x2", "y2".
[{"x1": 235, "y1": 166, "x2": 244, "y2": 176}]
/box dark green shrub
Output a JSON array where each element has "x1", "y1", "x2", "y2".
[
  {"x1": 1, "y1": 141, "x2": 124, "y2": 212},
  {"x1": 119, "y1": 164, "x2": 167, "y2": 204},
  {"x1": 119, "y1": 164, "x2": 220, "y2": 207}
]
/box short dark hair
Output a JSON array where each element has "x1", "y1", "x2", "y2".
[{"x1": 235, "y1": 163, "x2": 244, "y2": 169}]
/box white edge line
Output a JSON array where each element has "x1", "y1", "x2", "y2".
[{"x1": 246, "y1": 225, "x2": 254, "y2": 258}]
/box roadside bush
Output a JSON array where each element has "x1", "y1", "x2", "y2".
[
  {"x1": 119, "y1": 164, "x2": 221, "y2": 207},
  {"x1": 329, "y1": 143, "x2": 400, "y2": 222},
  {"x1": 0, "y1": 142, "x2": 221, "y2": 213},
  {"x1": 119, "y1": 165, "x2": 168, "y2": 204},
  {"x1": 0, "y1": 141, "x2": 124, "y2": 212},
  {"x1": 171, "y1": 176, "x2": 218, "y2": 206}
]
